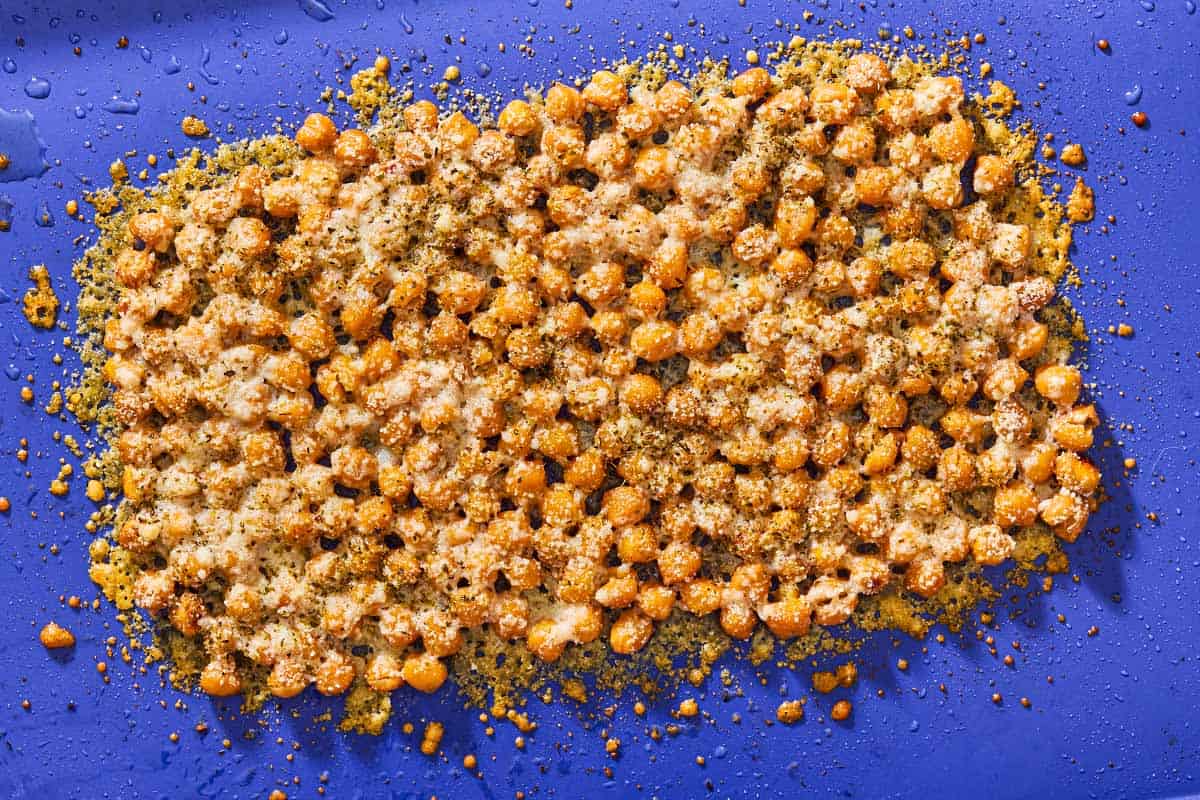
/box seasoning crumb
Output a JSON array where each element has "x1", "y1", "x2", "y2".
[
  {"x1": 1131, "y1": 111, "x2": 1148, "y2": 127},
  {"x1": 40, "y1": 622, "x2": 76, "y2": 649},
  {"x1": 830, "y1": 700, "x2": 853, "y2": 721},
  {"x1": 22, "y1": 265, "x2": 59, "y2": 330},
  {"x1": 181, "y1": 116, "x2": 210, "y2": 138},
  {"x1": 677, "y1": 698, "x2": 699, "y2": 717},
  {"x1": 776, "y1": 700, "x2": 804, "y2": 724},
  {"x1": 419, "y1": 721, "x2": 444, "y2": 756},
  {"x1": 1060, "y1": 143, "x2": 1086, "y2": 166}
]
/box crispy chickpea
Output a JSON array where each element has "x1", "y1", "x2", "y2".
[
  {"x1": 545, "y1": 83, "x2": 585, "y2": 123},
  {"x1": 657, "y1": 541, "x2": 701, "y2": 585},
  {"x1": 610, "y1": 610, "x2": 655, "y2": 654},
  {"x1": 115, "y1": 248, "x2": 156, "y2": 288},
  {"x1": 129, "y1": 211, "x2": 175, "y2": 252},
  {"x1": 403, "y1": 100, "x2": 439, "y2": 132},
  {"x1": 1040, "y1": 490, "x2": 1090, "y2": 541},
  {"x1": 621, "y1": 373, "x2": 663, "y2": 413},
  {"x1": 399, "y1": 652, "x2": 447, "y2": 693},
  {"x1": 440, "y1": 111, "x2": 480, "y2": 150},
  {"x1": 928, "y1": 117, "x2": 975, "y2": 163},
  {"x1": 224, "y1": 217, "x2": 272, "y2": 259},
  {"x1": 315, "y1": 652, "x2": 356, "y2": 696},
  {"x1": 604, "y1": 485, "x2": 651, "y2": 527},
  {"x1": 630, "y1": 320, "x2": 679, "y2": 362},
  {"x1": 582, "y1": 70, "x2": 628, "y2": 111},
  {"x1": 678, "y1": 578, "x2": 722, "y2": 616},
  {"x1": 974, "y1": 154, "x2": 1014, "y2": 195},
  {"x1": 565, "y1": 449, "x2": 606, "y2": 492},
  {"x1": 365, "y1": 652, "x2": 405, "y2": 692},
  {"x1": 637, "y1": 583, "x2": 676, "y2": 621},
  {"x1": 618, "y1": 524, "x2": 659, "y2": 564},
  {"x1": 633, "y1": 146, "x2": 675, "y2": 191},
  {"x1": 295, "y1": 112, "x2": 338, "y2": 152},
  {"x1": 845, "y1": 53, "x2": 891, "y2": 93},
  {"x1": 268, "y1": 658, "x2": 308, "y2": 699},
  {"x1": 526, "y1": 619, "x2": 566, "y2": 662},
  {"x1": 1035, "y1": 365, "x2": 1082, "y2": 406},
  {"x1": 199, "y1": 657, "x2": 241, "y2": 697},
  {"x1": 993, "y1": 482, "x2": 1038, "y2": 528},
  {"x1": 498, "y1": 99, "x2": 538, "y2": 137},
  {"x1": 774, "y1": 196, "x2": 817, "y2": 247},
  {"x1": 333, "y1": 129, "x2": 377, "y2": 170},
  {"x1": 628, "y1": 280, "x2": 667, "y2": 318},
  {"x1": 732, "y1": 67, "x2": 772, "y2": 100},
  {"x1": 595, "y1": 572, "x2": 639, "y2": 608},
  {"x1": 655, "y1": 80, "x2": 693, "y2": 119},
  {"x1": 760, "y1": 596, "x2": 812, "y2": 639}
]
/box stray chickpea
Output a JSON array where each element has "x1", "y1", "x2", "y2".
[{"x1": 296, "y1": 112, "x2": 338, "y2": 152}]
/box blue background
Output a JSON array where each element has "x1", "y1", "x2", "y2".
[{"x1": 0, "y1": 0, "x2": 1197, "y2": 797}]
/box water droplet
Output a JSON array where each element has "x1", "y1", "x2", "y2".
[
  {"x1": 298, "y1": 0, "x2": 335, "y2": 21},
  {"x1": 0, "y1": 109, "x2": 50, "y2": 182},
  {"x1": 1123, "y1": 85, "x2": 1142, "y2": 105},
  {"x1": 1139, "y1": 0, "x2": 1155, "y2": 9},
  {"x1": 1, "y1": 58, "x2": 15, "y2": 74},
  {"x1": 376, "y1": 0, "x2": 385, "y2": 8},
  {"x1": 138, "y1": 45, "x2": 153, "y2": 63},
  {"x1": 1187, "y1": 0, "x2": 1196, "y2": 14},
  {"x1": 273, "y1": 29, "x2": 289, "y2": 44},
  {"x1": 164, "y1": 54, "x2": 182, "y2": 74},
  {"x1": 101, "y1": 96, "x2": 140, "y2": 114},
  {"x1": 23, "y1": 76, "x2": 51, "y2": 100},
  {"x1": 4, "y1": 365, "x2": 19, "y2": 380},
  {"x1": 475, "y1": 61, "x2": 491, "y2": 77},
  {"x1": 199, "y1": 45, "x2": 219, "y2": 85},
  {"x1": 73, "y1": 106, "x2": 86, "y2": 119},
  {"x1": 34, "y1": 200, "x2": 54, "y2": 227},
  {"x1": 153, "y1": 10, "x2": 163, "y2": 22},
  {"x1": 400, "y1": 13, "x2": 414, "y2": 33},
  {"x1": 528, "y1": 0, "x2": 539, "y2": 6}
]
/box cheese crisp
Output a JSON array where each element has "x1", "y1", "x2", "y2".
[{"x1": 90, "y1": 52, "x2": 1099, "y2": 701}]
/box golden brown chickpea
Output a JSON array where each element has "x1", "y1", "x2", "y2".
[
  {"x1": 845, "y1": 53, "x2": 891, "y2": 94},
  {"x1": 525, "y1": 619, "x2": 566, "y2": 662},
  {"x1": 774, "y1": 196, "x2": 817, "y2": 247},
  {"x1": 973, "y1": 154, "x2": 1014, "y2": 195},
  {"x1": 498, "y1": 99, "x2": 538, "y2": 137},
  {"x1": 401, "y1": 652, "x2": 447, "y2": 693},
  {"x1": 604, "y1": 485, "x2": 651, "y2": 527},
  {"x1": 114, "y1": 248, "x2": 156, "y2": 288},
  {"x1": 333, "y1": 129, "x2": 377, "y2": 170},
  {"x1": 295, "y1": 112, "x2": 338, "y2": 152},
  {"x1": 993, "y1": 482, "x2": 1038, "y2": 528},
  {"x1": 610, "y1": 609, "x2": 655, "y2": 654},
  {"x1": 657, "y1": 541, "x2": 701, "y2": 585},
  {"x1": 541, "y1": 125, "x2": 586, "y2": 169},
  {"x1": 199, "y1": 657, "x2": 242, "y2": 697},
  {"x1": 564, "y1": 449, "x2": 606, "y2": 492},
  {"x1": 128, "y1": 211, "x2": 175, "y2": 252},
  {"x1": 628, "y1": 280, "x2": 667, "y2": 318},
  {"x1": 678, "y1": 578, "x2": 722, "y2": 616},
  {"x1": 224, "y1": 217, "x2": 272, "y2": 259},
  {"x1": 928, "y1": 117, "x2": 975, "y2": 163},
  {"x1": 365, "y1": 652, "x2": 406, "y2": 692},
  {"x1": 760, "y1": 596, "x2": 812, "y2": 639},
  {"x1": 1035, "y1": 365, "x2": 1082, "y2": 406},
  {"x1": 637, "y1": 583, "x2": 676, "y2": 621},
  {"x1": 633, "y1": 146, "x2": 675, "y2": 191},
  {"x1": 629, "y1": 320, "x2": 679, "y2": 362},
  {"x1": 582, "y1": 70, "x2": 628, "y2": 111},
  {"x1": 268, "y1": 658, "x2": 308, "y2": 699},
  {"x1": 621, "y1": 373, "x2": 663, "y2": 413},
  {"x1": 731, "y1": 67, "x2": 772, "y2": 100},
  {"x1": 1055, "y1": 452, "x2": 1101, "y2": 495},
  {"x1": 655, "y1": 80, "x2": 693, "y2": 120},
  {"x1": 403, "y1": 100, "x2": 439, "y2": 132},
  {"x1": 315, "y1": 652, "x2": 356, "y2": 696},
  {"x1": 440, "y1": 111, "x2": 480, "y2": 150},
  {"x1": 617, "y1": 524, "x2": 659, "y2": 564},
  {"x1": 1040, "y1": 490, "x2": 1090, "y2": 542}
]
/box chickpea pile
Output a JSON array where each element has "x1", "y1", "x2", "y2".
[{"x1": 97, "y1": 54, "x2": 1100, "y2": 701}]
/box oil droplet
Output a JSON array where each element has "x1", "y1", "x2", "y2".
[
  {"x1": 0, "y1": 109, "x2": 50, "y2": 182},
  {"x1": 73, "y1": 106, "x2": 86, "y2": 119},
  {"x1": 376, "y1": 0, "x2": 385, "y2": 8},
  {"x1": 298, "y1": 0, "x2": 335, "y2": 21},
  {"x1": 4, "y1": 365, "x2": 19, "y2": 380},
  {"x1": 34, "y1": 200, "x2": 54, "y2": 227},
  {"x1": 274, "y1": 30, "x2": 289, "y2": 44},
  {"x1": 2, "y1": 58, "x2": 15, "y2": 74},
  {"x1": 138, "y1": 45, "x2": 153, "y2": 63},
  {"x1": 1187, "y1": 0, "x2": 1196, "y2": 14},
  {"x1": 164, "y1": 54, "x2": 182, "y2": 74},
  {"x1": 101, "y1": 96, "x2": 140, "y2": 114},
  {"x1": 23, "y1": 77, "x2": 51, "y2": 100},
  {"x1": 400, "y1": 13, "x2": 414, "y2": 33},
  {"x1": 475, "y1": 61, "x2": 491, "y2": 77},
  {"x1": 1123, "y1": 85, "x2": 1142, "y2": 105}
]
